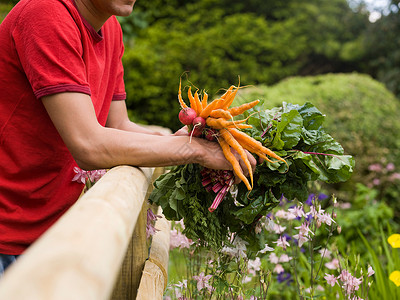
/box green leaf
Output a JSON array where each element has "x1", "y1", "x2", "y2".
[{"x1": 271, "y1": 109, "x2": 303, "y2": 150}]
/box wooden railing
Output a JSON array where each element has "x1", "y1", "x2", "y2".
[{"x1": 0, "y1": 166, "x2": 170, "y2": 300}]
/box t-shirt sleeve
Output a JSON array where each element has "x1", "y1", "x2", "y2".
[
  {"x1": 112, "y1": 22, "x2": 127, "y2": 101},
  {"x1": 12, "y1": 1, "x2": 91, "y2": 99}
]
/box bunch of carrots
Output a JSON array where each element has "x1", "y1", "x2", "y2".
[{"x1": 177, "y1": 80, "x2": 287, "y2": 211}]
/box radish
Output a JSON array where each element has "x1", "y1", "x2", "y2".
[
  {"x1": 190, "y1": 116, "x2": 206, "y2": 137},
  {"x1": 178, "y1": 107, "x2": 197, "y2": 125},
  {"x1": 204, "y1": 128, "x2": 218, "y2": 141}
]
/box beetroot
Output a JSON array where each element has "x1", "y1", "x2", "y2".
[{"x1": 178, "y1": 108, "x2": 197, "y2": 125}]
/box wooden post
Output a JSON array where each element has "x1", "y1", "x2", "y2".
[
  {"x1": 0, "y1": 166, "x2": 153, "y2": 300},
  {"x1": 136, "y1": 206, "x2": 171, "y2": 300},
  {"x1": 111, "y1": 167, "x2": 167, "y2": 300}
]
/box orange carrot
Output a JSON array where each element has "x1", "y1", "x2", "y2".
[
  {"x1": 209, "y1": 109, "x2": 233, "y2": 120},
  {"x1": 227, "y1": 128, "x2": 287, "y2": 165},
  {"x1": 178, "y1": 79, "x2": 188, "y2": 109},
  {"x1": 201, "y1": 91, "x2": 208, "y2": 109},
  {"x1": 194, "y1": 90, "x2": 203, "y2": 115},
  {"x1": 206, "y1": 117, "x2": 249, "y2": 130},
  {"x1": 228, "y1": 100, "x2": 260, "y2": 117},
  {"x1": 218, "y1": 136, "x2": 251, "y2": 190},
  {"x1": 219, "y1": 128, "x2": 253, "y2": 189},
  {"x1": 221, "y1": 85, "x2": 235, "y2": 100},
  {"x1": 200, "y1": 99, "x2": 224, "y2": 119},
  {"x1": 188, "y1": 87, "x2": 198, "y2": 114},
  {"x1": 220, "y1": 87, "x2": 239, "y2": 110},
  {"x1": 225, "y1": 124, "x2": 253, "y2": 130}
]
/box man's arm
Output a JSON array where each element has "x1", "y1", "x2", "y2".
[
  {"x1": 41, "y1": 93, "x2": 254, "y2": 174},
  {"x1": 105, "y1": 100, "x2": 166, "y2": 135}
]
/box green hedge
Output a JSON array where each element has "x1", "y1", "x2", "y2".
[{"x1": 122, "y1": 13, "x2": 306, "y2": 128}]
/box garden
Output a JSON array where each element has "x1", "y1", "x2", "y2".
[{"x1": 2, "y1": 0, "x2": 400, "y2": 299}]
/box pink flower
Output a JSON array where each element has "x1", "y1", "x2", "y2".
[
  {"x1": 247, "y1": 257, "x2": 261, "y2": 275},
  {"x1": 319, "y1": 248, "x2": 332, "y2": 259},
  {"x1": 288, "y1": 205, "x2": 305, "y2": 218},
  {"x1": 258, "y1": 243, "x2": 274, "y2": 254},
  {"x1": 389, "y1": 172, "x2": 400, "y2": 181},
  {"x1": 338, "y1": 269, "x2": 351, "y2": 282},
  {"x1": 273, "y1": 236, "x2": 290, "y2": 250},
  {"x1": 279, "y1": 254, "x2": 292, "y2": 263},
  {"x1": 146, "y1": 223, "x2": 159, "y2": 238},
  {"x1": 275, "y1": 209, "x2": 287, "y2": 219},
  {"x1": 386, "y1": 163, "x2": 395, "y2": 171},
  {"x1": 273, "y1": 224, "x2": 286, "y2": 234},
  {"x1": 324, "y1": 273, "x2": 338, "y2": 287},
  {"x1": 72, "y1": 167, "x2": 88, "y2": 184},
  {"x1": 269, "y1": 253, "x2": 279, "y2": 264},
  {"x1": 170, "y1": 229, "x2": 193, "y2": 249},
  {"x1": 147, "y1": 208, "x2": 161, "y2": 222},
  {"x1": 325, "y1": 258, "x2": 339, "y2": 270},
  {"x1": 295, "y1": 222, "x2": 314, "y2": 237},
  {"x1": 146, "y1": 208, "x2": 161, "y2": 238},
  {"x1": 367, "y1": 265, "x2": 375, "y2": 277},
  {"x1": 368, "y1": 163, "x2": 383, "y2": 172},
  {"x1": 318, "y1": 212, "x2": 335, "y2": 226},
  {"x1": 293, "y1": 232, "x2": 309, "y2": 247},
  {"x1": 192, "y1": 272, "x2": 213, "y2": 292},
  {"x1": 273, "y1": 264, "x2": 284, "y2": 274},
  {"x1": 372, "y1": 178, "x2": 380, "y2": 186},
  {"x1": 88, "y1": 169, "x2": 106, "y2": 182}
]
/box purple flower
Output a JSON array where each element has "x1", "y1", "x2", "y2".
[
  {"x1": 318, "y1": 193, "x2": 329, "y2": 200},
  {"x1": 305, "y1": 193, "x2": 315, "y2": 206},
  {"x1": 277, "y1": 272, "x2": 292, "y2": 285}
]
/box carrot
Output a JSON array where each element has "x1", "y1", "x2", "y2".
[
  {"x1": 200, "y1": 99, "x2": 224, "y2": 119},
  {"x1": 218, "y1": 136, "x2": 251, "y2": 190},
  {"x1": 201, "y1": 91, "x2": 208, "y2": 109},
  {"x1": 178, "y1": 79, "x2": 188, "y2": 109},
  {"x1": 188, "y1": 87, "x2": 198, "y2": 114},
  {"x1": 228, "y1": 100, "x2": 260, "y2": 117},
  {"x1": 227, "y1": 128, "x2": 287, "y2": 165},
  {"x1": 219, "y1": 128, "x2": 253, "y2": 189},
  {"x1": 225, "y1": 124, "x2": 253, "y2": 130},
  {"x1": 194, "y1": 90, "x2": 203, "y2": 115},
  {"x1": 209, "y1": 109, "x2": 233, "y2": 120},
  {"x1": 206, "y1": 117, "x2": 249, "y2": 130},
  {"x1": 221, "y1": 85, "x2": 235, "y2": 100}
]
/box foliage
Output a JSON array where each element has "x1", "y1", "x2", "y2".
[
  {"x1": 166, "y1": 194, "x2": 380, "y2": 300},
  {"x1": 149, "y1": 102, "x2": 354, "y2": 254},
  {"x1": 121, "y1": 0, "x2": 372, "y2": 130},
  {"x1": 122, "y1": 12, "x2": 306, "y2": 128},
  {"x1": 0, "y1": 3, "x2": 12, "y2": 23},
  {"x1": 236, "y1": 73, "x2": 400, "y2": 207}
]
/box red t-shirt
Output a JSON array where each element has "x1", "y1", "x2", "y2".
[{"x1": 0, "y1": 0, "x2": 126, "y2": 254}]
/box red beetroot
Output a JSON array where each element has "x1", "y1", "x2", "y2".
[{"x1": 179, "y1": 108, "x2": 197, "y2": 125}]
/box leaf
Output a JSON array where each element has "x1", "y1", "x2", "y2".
[{"x1": 271, "y1": 109, "x2": 303, "y2": 150}]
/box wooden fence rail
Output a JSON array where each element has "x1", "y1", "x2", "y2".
[{"x1": 0, "y1": 165, "x2": 170, "y2": 300}]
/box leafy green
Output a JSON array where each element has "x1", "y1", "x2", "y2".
[{"x1": 149, "y1": 102, "x2": 355, "y2": 254}]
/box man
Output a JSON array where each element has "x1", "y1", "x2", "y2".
[{"x1": 0, "y1": 0, "x2": 255, "y2": 274}]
